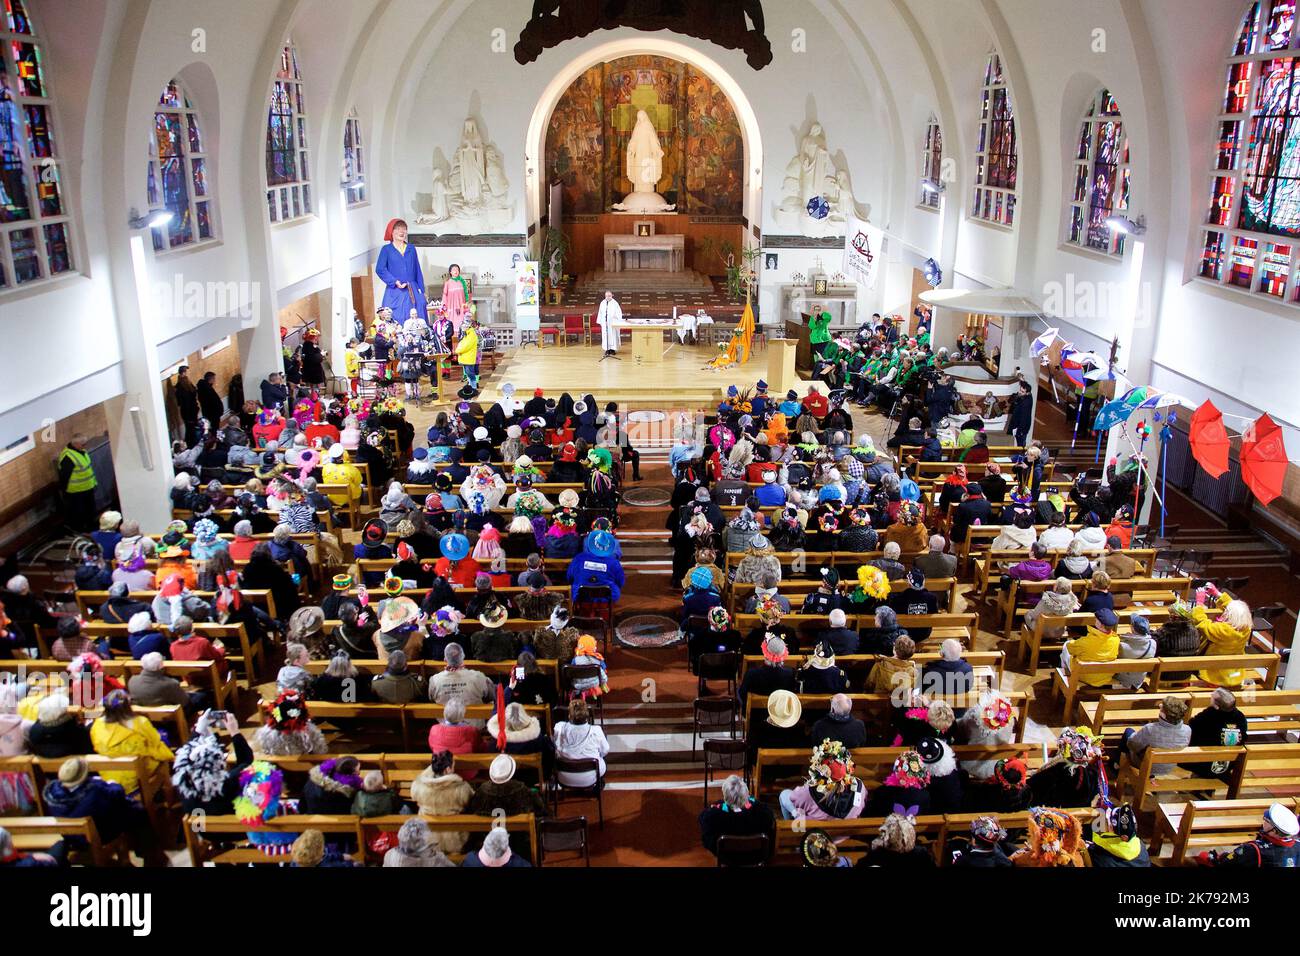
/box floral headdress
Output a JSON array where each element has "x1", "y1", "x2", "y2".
[
  {"x1": 807, "y1": 739, "x2": 860, "y2": 797},
  {"x1": 264, "y1": 689, "x2": 311, "y2": 734},
  {"x1": 884, "y1": 750, "x2": 930, "y2": 789},
  {"x1": 755, "y1": 595, "x2": 784, "y2": 627},
  {"x1": 854, "y1": 564, "x2": 891, "y2": 601},
  {"x1": 979, "y1": 693, "x2": 1014, "y2": 731},
  {"x1": 233, "y1": 761, "x2": 285, "y2": 825},
  {"x1": 898, "y1": 500, "x2": 922, "y2": 526}
]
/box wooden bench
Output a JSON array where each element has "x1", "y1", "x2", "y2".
[
  {"x1": 974, "y1": 548, "x2": 1156, "y2": 598},
  {"x1": 1151, "y1": 797, "x2": 1300, "y2": 865},
  {"x1": 1079, "y1": 688, "x2": 1300, "y2": 740},
  {"x1": 752, "y1": 744, "x2": 1040, "y2": 800},
  {"x1": 0, "y1": 754, "x2": 174, "y2": 842},
  {"x1": 75, "y1": 588, "x2": 279, "y2": 623},
  {"x1": 2, "y1": 816, "x2": 129, "y2": 866},
  {"x1": 742, "y1": 650, "x2": 1006, "y2": 690},
  {"x1": 1116, "y1": 745, "x2": 1247, "y2": 812},
  {"x1": 727, "y1": 577, "x2": 959, "y2": 615},
  {"x1": 743, "y1": 691, "x2": 1032, "y2": 742},
  {"x1": 1238, "y1": 742, "x2": 1300, "y2": 797},
  {"x1": 1019, "y1": 607, "x2": 1173, "y2": 673},
  {"x1": 733, "y1": 612, "x2": 977, "y2": 650},
  {"x1": 286, "y1": 700, "x2": 552, "y2": 751},
  {"x1": 1052, "y1": 652, "x2": 1281, "y2": 725},
  {"x1": 81, "y1": 620, "x2": 262, "y2": 684},
  {"x1": 302, "y1": 656, "x2": 562, "y2": 697},
  {"x1": 252, "y1": 752, "x2": 547, "y2": 796},
  {"x1": 770, "y1": 809, "x2": 1095, "y2": 866},
  {"x1": 959, "y1": 523, "x2": 1084, "y2": 575},
  {"x1": 0, "y1": 657, "x2": 236, "y2": 712},
  {"x1": 1000, "y1": 575, "x2": 1193, "y2": 640},
  {"x1": 358, "y1": 814, "x2": 539, "y2": 865}
]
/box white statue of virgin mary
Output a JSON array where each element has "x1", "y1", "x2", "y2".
[{"x1": 613, "y1": 109, "x2": 676, "y2": 214}]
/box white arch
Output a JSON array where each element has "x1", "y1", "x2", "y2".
[{"x1": 523, "y1": 37, "x2": 764, "y2": 243}]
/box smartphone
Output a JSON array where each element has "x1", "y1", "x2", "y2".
[
  {"x1": 207, "y1": 710, "x2": 228, "y2": 726},
  {"x1": 513, "y1": 667, "x2": 526, "y2": 681}
]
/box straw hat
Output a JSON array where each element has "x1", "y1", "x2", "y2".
[{"x1": 765, "y1": 689, "x2": 802, "y2": 728}]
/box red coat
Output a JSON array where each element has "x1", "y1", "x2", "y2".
[
  {"x1": 448, "y1": 557, "x2": 482, "y2": 590},
  {"x1": 427, "y1": 722, "x2": 484, "y2": 779},
  {"x1": 802, "y1": 393, "x2": 829, "y2": 419},
  {"x1": 252, "y1": 420, "x2": 285, "y2": 447}
]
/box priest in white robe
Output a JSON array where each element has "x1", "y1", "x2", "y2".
[{"x1": 598, "y1": 290, "x2": 623, "y2": 355}]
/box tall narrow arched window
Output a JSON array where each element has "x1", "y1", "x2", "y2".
[
  {"x1": 919, "y1": 115, "x2": 943, "y2": 208},
  {"x1": 1067, "y1": 89, "x2": 1130, "y2": 256},
  {"x1": 265, "y1": 40, "x2": 312, "y2": 223},
  {"x1": 0, "y1": 0, "x2": 74, "y2": 288},
  {"x1": 971, "y1": 52, "x2": 1018, "y2": 226},
  {"x1": 146, "y1": 79, "x2": 215, "y2": 252},
  {"x1": 342, "y1": 108, "x2": 366, "y2": 206},
  {"x1": 1199, "y1": 1, "x2": 1300, "y2": 300}
]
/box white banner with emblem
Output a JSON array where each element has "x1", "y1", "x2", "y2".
[{"x1": 843, "y1": 216, "x2": 884, "y2": 290}]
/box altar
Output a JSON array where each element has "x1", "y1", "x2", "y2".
[
  {"x1": 610, "y1": 317, "x2": 677, "y2": 364},
  {"x1": 604, "y1": 234, "x2": 686, "y2": 273}
]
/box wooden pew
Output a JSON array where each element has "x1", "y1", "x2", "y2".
[
  {"x1": 742, "y1": 650, "x2": 1006, "y2": 690},
  {"x1": 1052, "y1": 652, "x2": 1281, "y2": 725},
  {"x1": 1019, "y1": 607, "x2": 1173, "y2": 673},
  {"x1": 183, "y1": 813, "x2": 367, "y2": 865},
  {"x1": 358, "y1": 814, "x2": 539, "y2": 865},
  {"x1": 81, "y1": 620, "x2": 262, "y2": 684},
  {"x1": 770, "y1": 809, "x2": 1095, "y2": 866},
  {"x1": 2, "y1": 816, "x2": 128, "y2": 866},
  {"x1": 290, "y1": 700, "x2": 552, "y2": 751},
  {"x1": 75, "y1": 588, "x2": 279, "y2": 623},
  {"x1": 1078, "y1": 688, "x2": 1300, "y2": 740},
  {"x1": 1238, "y1": 743, "x2": 1300, "y2": 798},
  {"x1": 974, "y1": 547, "x2": 1156, "y2": 597},
  {"x1": 999, "y1": 575, "x2": 1193, "y2": 640},
  {"x1": 301, "y1": 656, "x2": 562, "y2": 697},
  {"x1": 743, "y1": 691, "x2": 1032, "y2": 742},
  {"x1": 0, "y1": 657, "x2": 236, "y2": 712},
  {"x1": 727, "y1": 576, "x2": 959, "y2": 615},
  {"x1": 1151, "y1": 797, "x2": 1300, "y2": 865},
  {"x1": 752, "y1": 744, "x2": 1040, "y2": 800},
  {"x1": 733, "y1": 612, "x2": 978, "y2": 649},
  {"x1": 1116, "y1": 745, "x2": 1247, "y2": 812}
]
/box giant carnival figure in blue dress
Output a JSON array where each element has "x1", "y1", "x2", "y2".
[{"x1": 375, "y1": 218, "x2": 428, "y2": 325}]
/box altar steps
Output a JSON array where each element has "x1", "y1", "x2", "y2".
[{"x1": 575, "y1": 269, "x2": 716, "y2": 294}]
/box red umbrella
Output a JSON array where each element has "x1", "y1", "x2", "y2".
[
  {"x1": 1189, "y1": 400, "x2": 1230, "y2": 478},
  {"x1": 1240, "y1": 413, "x2": 1289, "y2": 506}
]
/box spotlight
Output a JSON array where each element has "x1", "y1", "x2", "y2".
[
  {"x1": 128, "y1": 208, "x2": 173, "y2": 230},
  {"x1": 1105, "y1": 214, "x2": 1147, "y2": 236}
]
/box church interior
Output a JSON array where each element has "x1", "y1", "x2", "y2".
[{"x1": 2, "y1": 0, "x2": 1300, "y2": 892}]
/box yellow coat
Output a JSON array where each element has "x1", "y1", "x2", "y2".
[
  {"x1": 345, "y1": 349, "x2": 361, "y2": 378},
  {"x1": 1193, "y1": 593, "x2": 1249, "y2": 686},
  {"x1": 1064, "y1": 626, "x2": 1120, "y2": 687},
  {"x1": 90, "y1": 716, "x2": 174, "y2": 793},
  {"x1": 323, "y1": 460, "x2": 363, "y2": 505},
  {"x1": 455, "y1": 327, "x2": 479, "y2": 366}
]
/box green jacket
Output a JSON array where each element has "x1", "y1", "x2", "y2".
[{"x1": 809, "y1": 311, "x2": 833, "y2": 345}]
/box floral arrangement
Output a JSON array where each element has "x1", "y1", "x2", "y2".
[{"x1": 372, "y1": 396, "x2": 406, "y2": 416}]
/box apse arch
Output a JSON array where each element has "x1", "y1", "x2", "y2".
[{"x1": 524, "y1": 37, "x2": 764, "y2": 242}]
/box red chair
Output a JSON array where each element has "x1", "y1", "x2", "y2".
[
  {"x1": 563, "y1": 314, "x2": 588, "y2": 346},
  {"x1": 539, "y1": 326, "x2": 562, "y2": 348}
]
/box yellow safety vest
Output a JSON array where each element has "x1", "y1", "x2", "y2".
[{"x1": 59, "y1": 446, "x2": 96, "y2": 493}]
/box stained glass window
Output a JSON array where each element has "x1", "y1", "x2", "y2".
[
  {"x1": 146, "y1": 79, "x2": 215, "y2": 252},
  {"x1": 1066, "y1": 89, "x2": 1130, "y2": 256},
  {"x1": 343, "y1": 109, "x2": 366, "y2": 206},
  {"x1": 0, "y1": 1, "x2": 71, "y2": 289},
  {"x1": 919, "y1": 115, "x2": 942, "y2": 209},
  {"x1": 971, "y1": 52, "x2": 1018, "y2": 226},
  {"x1": 1198, "y1": 1, "x2": 1300, "y2": 300},
  {"x1": 266, "y1": 40, "x2": 312, "y2": 222}
]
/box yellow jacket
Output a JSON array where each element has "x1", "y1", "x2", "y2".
[
  {"x1": 323, "y1": 460, "x2": 363, "y2": 505},
  {"x1": 1193, "y1": 592, "x2": 1248, "y2": 686},
  {"x1": 345, "y1": 349, "x2": 361, "y2": 378},
  {"x1": 456, "y1": 327, "x2": 479, "y2": 366},
  {"x1": 90, "y1": 716, "x2": 174, "y2": 793},
  {"x1": 1065, "y1": 626, "x2": 1120, "y2": 686}
]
